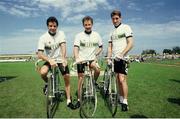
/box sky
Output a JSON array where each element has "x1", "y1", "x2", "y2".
[{"x1": 0, "y1": 0, "x2": 180, "y2": 55}]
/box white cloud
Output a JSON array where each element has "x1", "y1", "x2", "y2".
[
  {"x1": 0, "y1": 0, "x2": 113, "y2": 19},
  {"x1": 9, "y1": 7, "x2": 30, "y2": 17},
  {"x1": 0, "y1": 3, "x2": 6, "y2": 11},
  {"x1": 22, "y1": 28, "x2": 45, "y2": 33},
  {"x1": 132, "y1": 21, "x2": 180, "y2": 38},
  {"x1": 0, "y1": 1, "x2": 39, "y2": 17},
  {"x1": 127, "y1": 1, "x2": 142, "y2": 11},
  {"x1": 130, "y1": 21, "x2": 180, "y2": 54},
  {"x1": 66, "y1": 14, "x2": 85, "y2": 24}
]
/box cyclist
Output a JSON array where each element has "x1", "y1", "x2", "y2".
[
  {"x1": 73, "y1": 16, "x2": 103, "y2": 109},
  {"x1": 108, "y1": 10, "x2": 134, "y2": 111},
  {"x1": 37, "y1": 16, "x2": 74, "y2": 109}
]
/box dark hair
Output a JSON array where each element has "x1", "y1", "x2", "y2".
[
  {"x1": 82, "y1": 16, "x2": 93, "y2": 25},
  {"x1": 111, "y1": 10, "x2": 121, "y2": 18},
  {"x1": 46, "y1": 16, "x2": 58, "y2": 26}
]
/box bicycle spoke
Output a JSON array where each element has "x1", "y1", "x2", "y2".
[
  {"x1": 46, "y1": 67, "x2": 62, "y2": 118},
  {"x1": 80, "y1": 76, "x2": 97, "y2": 118},
  {"x1": 108, "y1": 74, "x2": 118, "y2": 117},
  {"x1": 103, "y1": 69, "x2": 109, "y2": 97},
  {"x1": 47, "y1": 79, "x2": 54, "y2": 118}
]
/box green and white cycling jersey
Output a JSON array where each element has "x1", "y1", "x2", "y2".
[
  {"x1": 109, "y1": 24, "x2": 133, "y2": 57},
  {"x1": 38, "y1": 31, "x2": 66, "y2": 63},
  {"x1": 74, "y1": 31, "x2": 103, "y2": 60}
]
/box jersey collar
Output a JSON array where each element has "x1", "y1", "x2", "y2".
[
  {"x1": 48, "y1": 31, "x2": 56, "y2": 36},
  {"x1": 84, "y1": 30, "x2": 92, "y2": 35},
  {"x1": 115, "y1": 23, "x2": 121, "y2": 28}
]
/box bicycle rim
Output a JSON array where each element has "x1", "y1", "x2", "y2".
[
  {"x1": 103, "y1": 69, "x2": 109, "y2": 97},
  {"x1": 54, "y1": 67, "x2": 61, "y2": 100},
  {"x1": 46, "y1": 76, "x2": 54, "y2": 118},
  {"x1": 108, "y1": 74, "x2": 118, "y2": 117},
  {"x1": 80, "y1": 76, "x2": 97, "y2": 117}
]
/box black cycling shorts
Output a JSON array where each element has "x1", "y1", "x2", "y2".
[
  {"x1": 44, "y1": 62, "x2": 69, "y2": 75},
  {"x1": 77, "y1": 60, "x2": 94, "y2": 73},
  {"x1": 114, "y1": 59, "x2": 128, "y2": 75}
]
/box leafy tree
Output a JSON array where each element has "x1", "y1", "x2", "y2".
[
  {"x1": 141, "y1": 49, "x2": 156, "y2": 55},
  {"x1": 172, "y1": 46, "x2": 180, "y2": 54},
  {"x1": 163, "y1": 49, "x2": 172, "y2": 54}
]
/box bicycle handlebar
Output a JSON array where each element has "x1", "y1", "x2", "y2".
[{"x1": 73, "y1": 59, "x2": 93, "y2": 66}]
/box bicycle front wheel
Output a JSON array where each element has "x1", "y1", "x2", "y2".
[
  {"x1": 46, "y1": 73, "x2": 54, "y2": 118},
  {"x1": 103, "y1": 68, "x2": 110, "y2": 97},
  {"x1": 80, "y1": 76, "x2": 97, "y2": 118},
  {"x1": 108, "y1": 74, "x2": 118, "y2": 117}
]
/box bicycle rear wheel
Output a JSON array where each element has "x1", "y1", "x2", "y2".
[
  {"x1": 108, "y1": 74, "x2": 118, "y2": 117},
  {"x1": 80, "y1": 76, "x2": 97, "y2": 118}
]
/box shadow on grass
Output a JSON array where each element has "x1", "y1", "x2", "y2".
[
  {"x1": 0, "y1": 76, "x2": 17, "y2": 83},
  {"x1": 130, "y1": 114, "x2": 148, "y2": 118},
  {"x1": 169, "y1": 79, "x2": 180, "y2": 83},
  {"x1": 167, "y1": 98, "x2": 180, "y2": 106}
]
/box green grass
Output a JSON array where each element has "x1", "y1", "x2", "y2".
[{"x1": 0, "y1": 59, "x2": 180, "y2": 118}]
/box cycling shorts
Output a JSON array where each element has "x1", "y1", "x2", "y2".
[
  {"x1": 114, "y1": 59, "x2": 128, "y2": 75},
  {"x1": 77, "y1": 60, "x2": 94, "y2": 73},
  {"x1": 44, "y1": 62, "x2": 69, "y2": 75}
]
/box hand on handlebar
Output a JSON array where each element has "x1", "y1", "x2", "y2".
[
  {"x1": 49, "y1": 59, "x2": 57, "y2": 67},
  {"x1": 75, "y1": 57, "x2": 85, "y2": 64},
  {"x1": 62, "y1": 58, "x2": 67, "y2": 67},
  {"x1": 115, "y1": 53, "x2": 124, "y2": 61}
]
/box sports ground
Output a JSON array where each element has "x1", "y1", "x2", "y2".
[{"x1": 0, "y1": 59, "x2": 180, "y2": 118}]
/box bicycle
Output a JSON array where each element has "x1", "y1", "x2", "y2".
[
  {"x1": 35, "y1": 60, "x2": 65, "y2": 118},
  {"x1": 103, "y1": 57, "x2": 118, "y2": 117},
  {"x1": 73, "y1": 60, "x2": 97, "y2": 118}
]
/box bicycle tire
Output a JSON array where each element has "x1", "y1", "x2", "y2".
[
  {"x1": 108, "y1": 73, "x2": 118, "y2": 117},
  {"x1": 80, "y1": 75, "x2": 97, "y2": 118},
  {"x1": 103, "y1": 68, "x2": 110, "y2": 98},
  {"x1": 46, "y1": 72, "x2": 54, "y2": 118},
  {"x1": 54, "y1": 67, "x2": 61, "y2": 101},
  {"x1": 46, "y1": 67, "x2": 61, "y2": 118}
]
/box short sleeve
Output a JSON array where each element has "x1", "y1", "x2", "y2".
[
  {"x1": 125, "y1": 25, "x2": 133, "y2": 37},
  {"x1": 59, "y1": 31, "x2": 66, "y2": 44},
  {"x1": 108, "y1": 32, "x2": 113, "y2": 43},
  {"x1": 74, "y1": 35, "x2": 80, "y2": 47},
  {"x1": 97, "y1": 33, "x2": 103, "y2": 46},
  {"x1": 37, "y1": 37, "x2": 45, "y2": 51}
]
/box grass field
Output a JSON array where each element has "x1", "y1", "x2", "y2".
[{"x1": 0, "y1": 59, "x2": 180, "y2": 118}]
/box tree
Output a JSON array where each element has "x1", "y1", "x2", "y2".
[
  {"x1": 141, "y1": 49, "x2": 156, "y2": 55},
  {"x1": 163, "y1": 49, "x2": 172, "y2": 54},
  {"x1": 172, "y1": 46, "x2": 180, "y2": 54}
]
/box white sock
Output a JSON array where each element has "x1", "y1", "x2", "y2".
[
  {"x1": 67, "y1": 99, "x2": 71, "y2": 105},
  {"x1": 78, "y1": 99, "x2": 80, "y2": 101},
  {"x1": 119, "y1": 96, "x2": 124, "y2": 103},
  {"x1": 123, "y1": 99, "x2": 128, "y2": 105}
]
